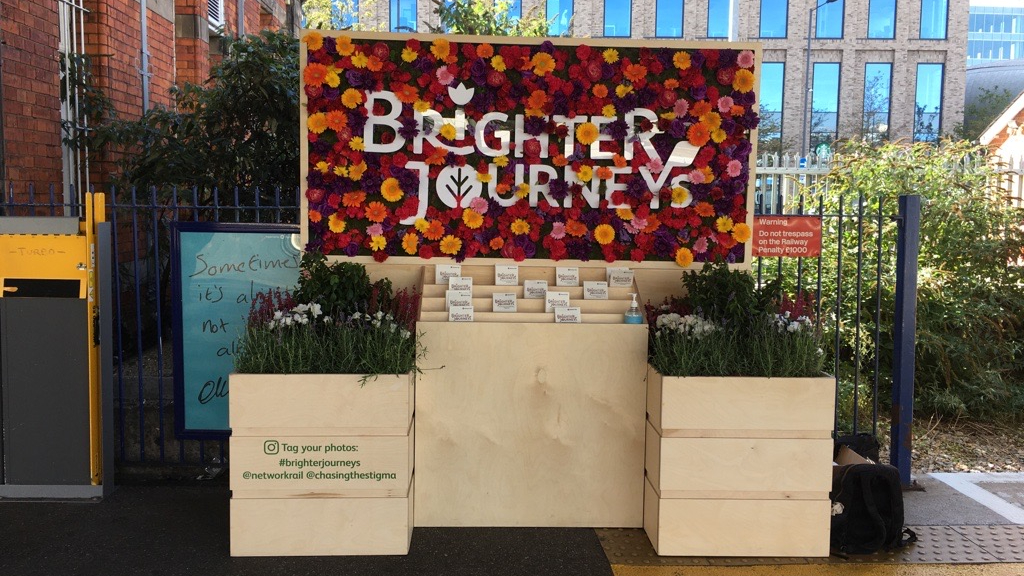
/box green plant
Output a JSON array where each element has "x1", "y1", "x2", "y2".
[
  {"x1": 427, "y1": 0, "x2": 555, "y2": 36},
  {"x1": 292, "y1": 251, "x2": 376, "y2": 316},
  {"x1": 647, "y1": 261, "x2": 825, "y2": 377}
]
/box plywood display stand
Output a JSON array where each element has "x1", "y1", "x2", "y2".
[
  {"x1": 229, "y1": 373, "x2": 415, "y2": 556},
  {"x1": 415, "y1": 264, "x2": 648, "y2": 527},
  {"x1": 643, "y1": 368, "x2": 836, "y2": 557}
]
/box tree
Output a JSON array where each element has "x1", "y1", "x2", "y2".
[
  {"x1": 302, "y1": 0, "x2": 383, "y2": 31},
  {"x1": 426, "y1": 0, "x2": 555, "y2": 36},
  {"x1": 97, "y1": 31, "x2": 300, "y2": 199},
  {"x1": 953, "y1": 86, "x2": 1016, "y2": 142}
]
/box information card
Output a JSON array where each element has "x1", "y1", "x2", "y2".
[
  {"x1": 492, "y1": 292, "x2": 517, "y2": 313},
  {"x1": 544, "y1": 291, "x2": 571, "y2": 313},
  {"x1": 583, "y1": 281, "x2": 609, "y2": 300},
  {"x1": 524, "y1": 280, "x2": 548, "y2": 299},
  {"x1": 448, "y1": 276, "x2": 473, "y2": 291},
  {"x1": 445, "y1": 289, "x2": 473, "y2": 310},
  {"x1": 554, "y1": 307, "x2": 582, "y2": 323},
  {"x1": 448, "y1": 306, "x2": 475, "y2": 322},
  {"x1": 494, "y1": 265, "x2": 519, "y2": 286},
  {"x1": 555, "y1": 266, "x2": 580, "y2": 287},
  {"x1": 435, "y1": 264, "x2": 462, "y2": 285}
]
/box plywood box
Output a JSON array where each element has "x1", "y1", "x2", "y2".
[
  {"x1": 643, "y1": 479, "x2": 831, "y2": 557},
  {"x1": 230, "y1": 477, "x2": 415, "y2": 556}
]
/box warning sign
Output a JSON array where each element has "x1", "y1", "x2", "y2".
[{"x1": 752, "y1": 216, "x2": 823, "y2": 258}]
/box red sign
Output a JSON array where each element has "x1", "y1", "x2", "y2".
[{"x1": 752, "y1": 216, "x2": 822, "y2": 258}]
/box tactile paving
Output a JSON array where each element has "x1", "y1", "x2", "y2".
[{"x1": 596, "y1": 525, "x2": 1019, "y2": 566}]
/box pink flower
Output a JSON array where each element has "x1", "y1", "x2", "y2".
[
  {"x1": 688, "y1": 169, "x2": 706, "y2": 184},
  {"x1": 717, "y1": 96, "x2": 734, "y2": 114},
  {"x1": 625, "y1": 217, "x2": 647, "y2": 234},
  {"x1": 737, "y1": 50, "x2": 755, "y2": 69},
  {"x1": 693, "y1": 236, "x2": 709, "y2": 254},
  {"x1": 646, "y1": 158, "x2": 664, "y2": 173},
  {"x1": 673, "y1": 98, "x2": 689, "y2": 117},
  {"x1": 436, "y1": 67, "x2": 455, "y2": 86},
  {"x1": 470, "y1": 197, "x2": 489, "y2": 214},
  {"x1": 550, "y1": 221, "x2": 566, "y2": 240},
  {"x1": 367, "y1": 223, "x2": 384, "y2": 236},
  {"x1": 726, "y1": 160, "x2": 742, "y2": 178}
]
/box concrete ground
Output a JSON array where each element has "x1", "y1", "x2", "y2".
[{"x1": 1, "y1": 473, "x2": 1023, "y2": 576}]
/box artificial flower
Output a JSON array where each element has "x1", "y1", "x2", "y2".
[
  {"x1": 440, "y1": 234, "x2": 462, "y2": 255},
  {"x1": 594, "y1": 224, "x2": 616, "y2": 245}
]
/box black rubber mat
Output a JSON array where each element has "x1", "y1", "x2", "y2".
[{"x1": 0, "y1": 484, "x2": 613, "y2": 576}]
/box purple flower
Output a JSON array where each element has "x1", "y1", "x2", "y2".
[
  {"x1": 398, "y1": 117, "x2": 420, "y2": 140},
  {"x1": 470, "y1": 58, "x2": 489, "y2": 85},
  {"x1": 548, "y1": 179, "x2": 569, "y2": 201},
  {"x1": 669, "y1": 118, "x2": 688, "y2": 139},
  {"x1": 539, "y1": 41, "x2": 555, "y2": 54},
  {"x1": 606, "y1": 119, "x2": 628, "y2": 140},
  {"x1": 344, "y1": 242, "x2": 360, "y2": 257},
  {"x1": 349, "y1": 112, "x2": 367, "y2": 134},
  {"x1": 396, "y1": 168, "x2": 419, "y2": 193},
  {"x1": 689, "y1": 84, "x2": 707, "y2": 100},
  {"x1": 322, "y1": 87, "x2": 340, "y2": 101},
  {"x1": 524, "y1": 116, "x2": 546, "y2": 136},
  {"x1": 322, "y1": 36, "x2": 337, "y2": 54}
]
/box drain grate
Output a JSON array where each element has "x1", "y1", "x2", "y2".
[{"x1": 596, "y1": 525, "x2": 1023, "y2": 565}]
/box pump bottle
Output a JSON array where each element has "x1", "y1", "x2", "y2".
[{"x1": 624, "y1": 293, "x2": 644, "y2": 324}]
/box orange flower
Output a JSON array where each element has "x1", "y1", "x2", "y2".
[
  {"x1": 489, "y1": 236, "x2": 505, "y2": 250},
  {"x1": 664, "y1": 79, "x2": 680, "y2": 89},
  {"x1": 308, "y1": 209, "x2": 322, "y2": 223},
  {"x1": 462, "y1": 209, "x2": 483, "y2": 229},
  {"x1": 394, "y1": 83, "x2": 419, "y2": 104},
  {"x1": 381, "y1": 178, "x2": 404, "y2": 202},
  {"x1": 675, "y1": 247, "x2": 694, "y2": 267},
  {"x1": 553, "y1": 154, "x2": 569, "y2": 167},
  {"x1": 402, "y1": 232, "x2": 419, "y2": 255},
  {"x1": 594, "y1": 224, "x2": 616, "y2": 245},
  {"x1": 576, "y1": 122, "x2": 599, "y2": 146},
  {"x1": 341, "y1": 88, "x2": 363, "y2": 109},
  {"x1": 336, "y1": 36, "x2": 355, "y2": 56},
  {"x1": 328, "y1": 213, "x2": 346, "y2": 233},
  {"x1": 672, "y1": 51, "x2": 691, "y2": 70},
  {"x1": 307, "y1": 112, "x2": 328, "y2": 134},
  {"x1": 303, "y1": 63, "x2": 329, "y2": 86},
  {"x1": 612, "y1": 154, "x2": 627, "y2": 168},
  {"x1": 476, "y1": 44, "x2": 494, "y2": 58},
  {"x1": 694, "y1": 202, "x2": 715, "y2": 217},
  {"x1": 616, "y1": 208, "x2": 634, "y2": 221},
  {"x1": 510, "y1": 218, "x2": 531, "y2": 235},
  {"x1": 430, "y1": 38, "x2": 450, "y2": 60},
  {"x1": 643, "y1": 214, "x2": 661, "y2": 233},
  {"x1": 531, "y1": 52, "x2": 556, "y2": 76},
  {"x1": 733, "y1": 69, "x2": 755, "y2": 93},
  {"x1": 440, "y1": 235, "x2": 462, "y2": 255},
  {"x1": 596, "y1": 166, "x2": 613, "y2": 180},
  {"x1": 690, "y1": 100, "x2": 713, "y2": 118},
  {"x1": 424, "y1": 220, "x2": 445, "y2": 241},
  {"x1": 527, "y1": 89, "x2": 548, "y2": 110},
  {"x1": 701, "y1": 111, "x2": 722, "y2": 130},
  {"x1": 687, "y1": 123, "x2": 711, "y2": 147},
  {"x1": 731, "y1": 223, "x2": 752, "y2": 243},
  {"x1": 302, "y1": 32, "x2": 323, "y2": 51},
  {"x1": 365, "y1": 201, "x2": 388, "y2": 222},
  {"x1": 566, "y1": 220, "x2": 588, "y2": 237},
  {"x1": 342, "y1": 191, "x2": 365, "y2": 207},
  {"x1": 624, "y1": 63, "x2": 647, "y2": 83},
  {"x1": 367, "y1": 55, "x2": 383, "y2": 72},
  {"x1": 325, "y1": 110, "x2": 348, "y2": 132},
  {"x1": 592, "y1": 84, "x2": 608, "y2": 98},
  {"x1": 730, "y1": 104, "x2": 745, "y2": 116}
]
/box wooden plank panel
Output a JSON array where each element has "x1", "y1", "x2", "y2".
[
  {"x1": 647, "y1": 370, "x2": 835, "y2": 435},
  {"x1": 230, "y1": 426, "x2": 414, "y2": 493},
  {"x1": 643, "y1": 479, "x2": 831, "y2": 557},
  {"x1": 229, "y1": 373, "x2": 413, "y2": 434},
  {"x1": 645, "y1": 422, "x2": 832, "y2": 495},
  {"x1": 230, "y1": 479, "x2": 414, "y2": 556},
  {"x1": 421, "y1": 297, "x2": 630, "y2": 314},
  {"x1": 415, "y1": 322, "x2": 647, "y2": 527},
  {"x1": 419, "y1": 312, "x2": 626, "y2": 324},
  {"x1": 422, "y1": 284, "x2": 637, "y2": 299}
]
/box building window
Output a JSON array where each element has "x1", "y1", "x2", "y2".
[
  {"x1": 867, "y1": 0, "x2": 896, "y2": 39},
  {"x1": 816, "y1": 0, "x2": 843, "y2": 39},
  {"x1": 655, "y1": 0, "x2": 684, "y2": 37},
  {"x1": 810, "y1": 62, "x2": 840, "y2": 149},
  {"x1": 707, "y1": 0, "x2": 729, "y2": 38},
  {"x1": 509, "y1": 0, "x2": 522, "y2": 20},
  {"x1": 920, "y1": 0, "x2": 948, "y2": 39},
  {"x1": 759, "y1": 62, "x2": 785, "y2": 153},
  {"x1": 914, "y1": 63, "x2": 943, "y2": 141},
  {"x1": 548, "y1": 0, "x2": 574, "y2": 35},
  {"x1": 390, "y1": 0, "x2": 416, "y2": 31},
  {"x1": 862, "y1": 63, "x2": 892, "y2": 141},
  {"x1": 604, "y1": 0, "x2": 631, "y2": 37},
  {"x1": 759, "y1": 0, "x2": 787, "y2": 37}
]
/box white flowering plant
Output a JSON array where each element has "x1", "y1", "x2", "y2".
[
  {"x1": 233, "y1": 257, "x2": 422, "y2": 376},
  {"x1": 647, "y1": 261, "x2": 825, "y2": 377}
]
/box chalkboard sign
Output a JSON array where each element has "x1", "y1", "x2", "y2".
[{"x1": 171, "y1": 222, "x2": 301, "y2": 439}]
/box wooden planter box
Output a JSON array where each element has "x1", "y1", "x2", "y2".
[
  {"x1": 229, "y1": 372, "x2": 415, "y2": 557},
  {"x1": 644, "y1": 367, "x2": 835, "y2": 557}
]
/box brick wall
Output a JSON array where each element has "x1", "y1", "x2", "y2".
[
  {"x1": 0, "y1": 0, "x2": 63, "y2": 199},
  {"x1": 148, "y1": 10, "x2": 176, "y2": 109}
]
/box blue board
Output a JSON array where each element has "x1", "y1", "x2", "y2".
[{"x1": 171, "y1": 222, "x2": 301, "y2": 439}]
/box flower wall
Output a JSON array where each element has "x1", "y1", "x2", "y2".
[{"x1": 301, "y1": 32, "x2": 760, "y2": 266}]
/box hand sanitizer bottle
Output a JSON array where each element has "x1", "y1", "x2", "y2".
[{"x1": 624, "y1": 293, "x2": 644, "y2": 324}]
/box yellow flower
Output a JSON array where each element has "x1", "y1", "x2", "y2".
[
  {"x1": 328, "y1": 213, "x2": 346, "y2": 233},
  {"x1": 381, "y1": 178, "x2": 404, "y2": 202},
  {"x1": 351, "y1": 52, "x2": 369, "y2": 69},
  {"x1": 324, "y1": 71, "x2": 341, "y2": 88},
  {"x1": 477, "y1": 171, "x2": 492, "y2": 183},
  {"x1": 615, "y1": 84, "x2": 633, "y2": 98},
  {"x1": 531, "y1": 52, "x2": 556, "y2": 76},
  {"x1": 440, "y1": 234, "x2": 462, "y2": 255},
  {"x1": 494, "y1": 155, "x2": 509, "y2": 167},
  {"x1": 369, "y1": 235, "x2": 386, "y2": 251},
  {"x1": 401, "y1": 47, "x2": 418, "y2": 63},
  {"x1": 715, "y1": 216, "x2": 734, "y2": 233},
  {"x1": 602, "y1": 104, "x2": 617, "y2": 117},
  {"x1": 430, "y1": 38, "x2": 451, "y2": 60},
  {"x1": 348, "y1": 136, "x2": 365, "y2": 151},
  {"x1": 349, "y1": 161, "x2": 367, "y2": 180},
  {"x1": 439, "y1": 123, "x2": 457, "y2": 140},
  {"x1": 675, "y1": 247, "x2": 694, "y2": 267},
  {"x1": 402, "y1": 232, "x2": 419, "y2": 254},
  {"x1": 594, "y1": 223, "x2": 616, "y2": 245},
  {"x1": 616, "y1": 208, "x2": 634, "y2": 221},
  {"x1": 315, "y1": 161, "x2": 330, "y2": 174},
  {"x1": 671, "y1": 186, "x2": 691, "y2": 205},
  {"x1": 302, "y1": 31, "x2": 323, "y2": 51},
  {"x1": 731, "y1": 223, "x2": 752, "y2": 243},
  {"x1": 336, "y1": 36, "x2": 355, "y2": 56},
  {"x1": 673, "y1": 51, "x2": 691, "y2": 70},
  {"x1": 341, "y1": 88, "x2": 363, "y2": 109},
  {"x1": 510, "y1": 218, "x2": 530, "y2": 235},
  {"x1": 491, "y1": 55, "x2": 506, "y2": 72},
  {"x1": 576, "y1": 165, "x2": 594, "y2": 182},
  {"x1": 711, "y1": 129, "x2": 728, "y2": 144},
  {"x1": 515, "y1": 183, "x2": 530, "y2": 198},
  {"x1": 414, "y1": 100, "x2": 431, "y2": 112},
  {"x1": 733, "y1": 69, "x2": 755, "y2": 93},
  {"x1": 333, "y1": 165, "x2": 348, "y2": 177},
  {"x1": 576, "y1": 122, "x2": 599, "y2": 146},
  {"x1": 462, "y1": 209, "x2": 483, "y2": 229},
  {"x1": 307, "y1": 112, "x2": 328, "y2": 134},
  {"x1": 602, "y1": 48, "x2": 619, "y2": 64},
  {"x1": 414, "y1": 218, "x2": 430, "y2": 232},
  {"x1": 701, "y1": 111, "x2": 722, "y2": 130}
]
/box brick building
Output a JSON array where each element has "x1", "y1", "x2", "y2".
[{"x1": 0, "y1": 0, "x2": 300, "y2": 204}]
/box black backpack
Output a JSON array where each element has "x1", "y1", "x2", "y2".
[{"x1": 829, "y1": 463, "x2": 917, "y2": 555}]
